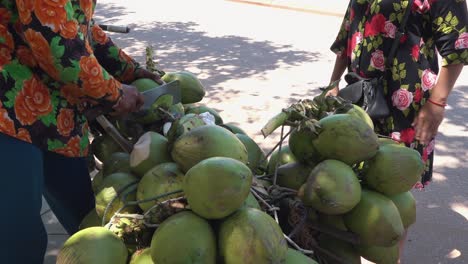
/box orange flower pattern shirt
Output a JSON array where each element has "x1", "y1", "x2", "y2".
[{"x1": 0, "y1": 0, "x2": 142, "y2": 157}]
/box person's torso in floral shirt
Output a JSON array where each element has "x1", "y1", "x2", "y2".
[
  {"x1": 331, "y1": 0, "x2": 468, "y2": 185},
  {"x1": 0, "y1": 0, "x2": 142, "y2": 157}
]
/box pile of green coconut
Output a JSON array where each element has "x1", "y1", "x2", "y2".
[
  {"x1": 58, "y1": 66, "x2": 318, "y2": 263},
  {"x1": 255, "y1": 88, "x2": 424, "y2": 264},
  {"x1": 57, "y1": 55, "x2": 423, "y2": 263}
]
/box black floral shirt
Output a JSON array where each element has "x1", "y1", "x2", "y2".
[{"x1": 331, "y1": 0, "x2": 468, "y2": 185}]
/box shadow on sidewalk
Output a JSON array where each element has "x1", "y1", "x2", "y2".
[{"x1": 94, "y1": 2, "x2": 320, "y2": 105}]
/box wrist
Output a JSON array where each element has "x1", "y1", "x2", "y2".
[{"x1": 427, "y1": 98, "x2": 447, "y2": 108}]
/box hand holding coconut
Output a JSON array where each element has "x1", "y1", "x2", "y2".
[
  {"x1": 112, "y1": 84, "x2": 145, "y2": 116},
  {"x1": 133, "y1": 68, "x2": 164, "y2": 85}
]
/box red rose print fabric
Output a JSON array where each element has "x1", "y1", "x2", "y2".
[{"x1": 331, "y1": 0, "x2": 468, "y2": 185}]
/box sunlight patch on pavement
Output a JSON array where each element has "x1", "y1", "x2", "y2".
[
  {"x1": 427, "y1": 203, "x2": 441, "y2": 209},
  {"x1": 446, "y1": 249, "x2": 462, "y2": 259},
  {"x1": 431, "y1": 172, "x2": 448, "y2": 182},
  {"x1": 450, "y1": 203, "x2": 468, "y2": 221},
  {"x1": 433, "y1": 155, "x2": 462, "y2": 169},
  {"x1": 438, "y1": 122, "x2": 467, "y2": 137}
]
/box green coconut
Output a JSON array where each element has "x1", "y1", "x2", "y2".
[
  {"x1": 113, "y1": 118, "x2": 145, "y2": 141},
  {"x1": 132, "y1": 78, "x2": 160, "y2": 92},
  {"x1": 285, "y1": 248, "x2": 318, "y2": 264},
  {"x1": 166, "y1": 113, "x2": 207, "y2": 144},
  {"x1": 102, "y1": 152, "x2": 131, "y2": 176},
  {"x1": 335, "y1": 104, "x2": 374, "y2": 130},
  {"x1": 136, "y1": 162, "x2": 185, "y2": 212},
  {"x1": 184, "y1": 157, "x2": 252, "y2": 219},
  {"x1": 57, "y1": 227, "x2": 128, "y2": 264},
  {"x1": 317, "y1": 213, "x2": 348, "y2": 231},
  {"x1": 167, "y1": 102, "x2": 185, "y2": 118},
  {"x1": 288, "y1": 128, "x2": 323, "y2": 165},
  {"x1": 91, "y1": 134, "x2": 122, "y2": 163},
  {"x1": 185, "y1": 105, "x2": 223, "y2": 125},
  {"x1": 130, "y1": 248, "x2": 153, "y2": 264},
  {"x1": 357, "y1": 244, "x2": 399, "y2": 264},
  {"x1": 162, "y1": 71, "x2": 206, "y2": 104},
  {"x1": 92, "y1": 170, "x2": 104, "y2": 194},
  {"x1": 171, "y1": 125, "x2": 248, "y2": 172},
  {"x1": 236, "y1": 133, "x2": 268, "y2": 174},
  {"x1": 242, "y1": 192, "x2": 261, "y2": 209},
  {"x1": 135, "y1": 94, "x2": 174, "y2": 125},
  {"x1": 378, "y1": 137, "x2": 400, "y2": 146},
  {"x1": 79, "y1": 209, "x2": 101, "y2": 230},
  {"x1": 364, "y1": 143, "x2": 424, "y2": 195},
  {"x1": 276, "y1": 162, "x2": 314, "y2": 191},
  {"x1": 150, "y1": 211, "x2": 216, "y2": 264},
  {"x1": 267, "y1": 145, "x2": 297, "y2": 175},
  {"x1": 316, "y1": 234, "x2": 361, "y2": 264},
  {"x1": 312, "y1": 114, "x2": 379, "y2": 165},
  {"x1": 131, "y1": 78, "x2": 176, "y2": 124},
  {"x1": 388, "y1": 191, "x2": 417, "y2": 229},
  {"x1": 95, "y1": 172, "x2": 139, "y2": 223},
  {"x1": 299, "y1": 160, "x2": 361, "y2": 215},
  {"x1": 219, "y1": 208, "x2": 288, "y2": 264},
  {"x1": 344, "y1": 189, "x2": 404, "y2": 247},
  {"x1": 221, "y1": 122, "x2": 247, "y2": 135},
  {"x1": 130, "y1": 131, "x2": 172, "y2": 177}
]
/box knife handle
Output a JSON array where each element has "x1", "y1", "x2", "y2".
[{"x1": 96, "y1": 115, "x2": 134, "y2": 153}]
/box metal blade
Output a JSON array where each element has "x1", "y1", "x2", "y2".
[
  {"x1": 95, "y1": 115, "x2": 134, "y2": 153},
  {"x1": 141, "y1": 80, "x2": 181, "y2": 111}
]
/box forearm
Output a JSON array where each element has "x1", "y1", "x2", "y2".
[
  {"x1": 16, "y1": 0, "x2": 122, "y2": 104},
  {"x1": 90, "y1": 23, "x2": 140, "y2": 83},
  {"x1": 330, "y1": 54, "x2": 348, "y2": 85},
  {"x1": 430, "y1": 64, "x2": 464, "y2": 104}
]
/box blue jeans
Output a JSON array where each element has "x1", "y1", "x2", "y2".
[{"x1": 0, "y1": 133, "x2": 95, "y2": 264}]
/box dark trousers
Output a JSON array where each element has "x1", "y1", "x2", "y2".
[{"x1": 0, "y1": 133, "x2": 95, "y2": 264}]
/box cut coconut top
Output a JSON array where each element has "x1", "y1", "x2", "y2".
[{"x1": 130, "y1": 132, "x2": 152, "y2": 167}]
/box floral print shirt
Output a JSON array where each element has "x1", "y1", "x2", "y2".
[
  {"x1": 0, "y1": 0, "x2": 142, "y2": 157},
  {"x1": 331, "y1": 0, "x2": 467, "y2": 185}
]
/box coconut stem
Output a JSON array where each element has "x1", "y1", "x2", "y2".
[
  {"x1": 142, "y1": 196, "x2": 187, "y2": 227},
  {"x1": 125, "y1": 189, "x2": 184, "y2": 206},
  {"x1": 258, "y1": 128, "x2": 294, "y2": 168},
  {"x1": 272, "y1": 125, "x2": 286, "y2": 186},
  {"x1": 261, "y1": 112, "x2": 290, "y2": 138},
  {"x1": 102, "y1": 180, "x2": 140, "y2": 226},
  {"x1": 283, "y1": 235, "x2": 315, "y2": 255},
  {"x1": 250, "y1": 188, "x2": 279, "y2": 213}
]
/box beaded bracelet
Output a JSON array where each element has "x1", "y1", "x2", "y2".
[{"x1": 427, "y1": 98, "x2": 447, "y2": 108}]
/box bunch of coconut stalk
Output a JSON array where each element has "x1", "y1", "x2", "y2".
[
  {"x1": 56, "y1": 48, "x2": 318, "y2": 264},
  {"x1": 256, "y1": 84, "x2": 423, "y2": 264}
]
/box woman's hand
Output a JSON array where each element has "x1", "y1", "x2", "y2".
[
  {"x1": 412, "y1": 100, "x2": 445, "y2": 145},
  {"x1": 112, "y1": 84, "x2": 144, "y2": 116},
  {"x1": 412, "y1": 63, "x2": 464, "y2": 145},
  {"x1": 326, "y1": 84, "x2": 340, "y2": 97},
  {"x1": 134, "y1": 68, "x2": 164, "y2": 85}
]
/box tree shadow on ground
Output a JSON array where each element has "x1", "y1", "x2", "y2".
[{"x1": 94, "y1": 2, "x2": 320, "y2": 105}]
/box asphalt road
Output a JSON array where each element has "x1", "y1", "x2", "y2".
[{"x1": 44, "y1": 0, "x2": 467, "y2": 263}]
